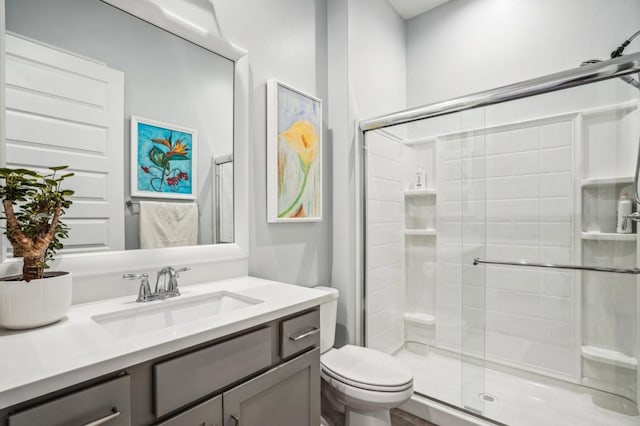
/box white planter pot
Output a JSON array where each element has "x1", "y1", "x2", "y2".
[{"x1": 0, "y1": 272, "x2": 72, "y2": 330}]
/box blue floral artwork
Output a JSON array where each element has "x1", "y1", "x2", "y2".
[{"x1": 131, "y1": 117, "x2": 197, "y2": 200}]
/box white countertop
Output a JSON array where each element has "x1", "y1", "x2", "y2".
[{"x1": 0, "y1": 276, "x2": 332, "y2": 409}]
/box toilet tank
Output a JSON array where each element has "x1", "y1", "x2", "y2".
[{"x1": 313, "y1": 286, "x2": 339, "y2": 353}]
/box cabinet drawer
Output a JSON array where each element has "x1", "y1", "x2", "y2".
[
  {"x1": 155, "y1": 395, "x2": 221, "y2": 426},
  {"x1": 280, "y1": 310, "x2": 320, "y2": 359},
  {"x1": 8, "y1": 375, "x2": 130, "y2": 426},
  {"x1": 154, "y1": 327, "x2": 273, "y2": 417}
]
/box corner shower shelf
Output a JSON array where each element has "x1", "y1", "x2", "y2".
[
  {"x1": 404, "y1": 136, "x2": 437, "y2": 147},
  {"x1": 405, "y1": 229, "x2": 437, "y2": 236},
  {"x1": 581, "y1": 176, "x2": 634, "y2": 187},
  {"x1": 581, "y1": 232, "x2": 637, "y2": 241},
  {"x1": 404, "y1": 312, "x2": 436, "y2": 326},
  {"x1": 581, "y1": 345, "x2": 638, "y2": 370},
  {"x1": 404, "y1": 188, "x2": 436, "y2": 196}
]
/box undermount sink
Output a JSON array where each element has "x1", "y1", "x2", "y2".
[{"x1": 92, "y1": 291, "x2": 262, "y2": 338}]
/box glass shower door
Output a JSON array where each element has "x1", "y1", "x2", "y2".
[
  {"x1": 363, "y1": 73, "x2": 640, "y2": 426},
  {"x1": 363, "y1": 109, "x2": 489, "y2": 415}
]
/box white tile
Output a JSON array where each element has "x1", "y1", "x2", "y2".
[
  {"x1": 486, "y1": 222, "x2": 513, "y2": 244},
  {"x1": 539, "y1": 296, "x2": 573, "y2": 322},
  {"x1": 462, "y1": 157, "x2": 486, "y2": 180},
  {"x1": 486, "y1": 266, "x2": 540, "y2": 294},
  {"x1": 540, "y1": 147, "x2": 571, "y2": 173},
  {"x1": 535, "y1": 342, "x2": 574, "y2": 375},
  {"x1": 541, "y1": 121, "x2": 572, "y2": 148},
  {"x1": 539, "y1": 246, "x2": 572, "y2": 264},
  {"x1": 486, "y1": 131, "x2": 512, "y2": 155},
  {"x1": 443, "y1": 159, "x2": 463, "y2": 181},
  {"x1": 486, "y1": 288, "x2": 540, "y2": 317},
  {"x1": 441, "y1": 138, "x2": 462, "y2": 160},
  {"x1": 462, "y1": 221, "x2": 485, "y2": 243},
  {"x1": 511, "y1": 222, "x2": 540, "y2": 245},
  {"x1": 512, "y1": 175, "x2": 540, "y2": 199},
  {"x1": 540, "y1": 222, "x2": 572, "y2": 247},
  {"x1": 540, "y1": 271, "x2": 574, "y2": 298},
  {"x1": 540, "y1": 197, "x2": 571, "y2": 221},
  {"x1": 510, "y1": 150, "x2": 540, "y2": 176},
  {"x1": 486, "y1": 177, "x2": 512, "y2": 200},
  {"x1": 537, "y1": 319, "x2": 573, "y2": 347},
  {"x1": 511, "y1": 126, "x2": 540, "y2": 152},
  {"x1": 540, "y1": 172, "x2": 571, "y2": 197}
]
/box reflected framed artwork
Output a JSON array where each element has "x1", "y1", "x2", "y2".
[
  {"x1": 267, "y1": 80, "x2": 322, "y2": 222},
  {"x1": 131, "y1": 116, "x2": 197, "y2": 200}
]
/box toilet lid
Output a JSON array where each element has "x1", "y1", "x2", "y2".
[{"x1": 321, "y1": 345, "x2": 413, "y2": 391}]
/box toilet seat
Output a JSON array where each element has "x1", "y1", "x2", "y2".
[{"x1": 321, "y1": 345, "x2": 413, "y2": 392}]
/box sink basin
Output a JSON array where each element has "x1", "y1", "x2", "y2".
[{"x1": 92, "y1": 291, "x2": 262, "y2": 338}]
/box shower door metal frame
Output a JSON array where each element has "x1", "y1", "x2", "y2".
[{"x1": 358, "y1": 52, "x2": 640, "y2": 346}]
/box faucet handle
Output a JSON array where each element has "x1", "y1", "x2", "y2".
[
  {"x1": 123, "y1": 273, "x2": 148, "y2": 280},
  {"x1": 174, "y1": 266, "x2": 191, "y2": 275},
  {"x1": 166, "y1": 266, "x2": 190, "y2": 294},
  {"x1": 123, "y1": 273, "x2": 153, "y2": 302}
]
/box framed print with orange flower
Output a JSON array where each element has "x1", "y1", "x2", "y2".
[
  {"x1": 267, "y1": 80, "x2": 322, "y2": 222},
  {"x1": 130, "y1": 116, "x2": 197, "y2": 200}
]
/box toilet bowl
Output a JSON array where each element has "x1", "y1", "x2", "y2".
[{"x1": 315, "y1": 287, "x2": 414, "y2": 426}]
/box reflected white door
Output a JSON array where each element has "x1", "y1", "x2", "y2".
[{"x1": 5, "y1": 34, "x2": 125, "y2": 252}]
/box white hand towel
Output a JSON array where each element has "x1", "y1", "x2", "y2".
[{"x1": 139, "y1": 201, "x2": 198, "y2": 249}]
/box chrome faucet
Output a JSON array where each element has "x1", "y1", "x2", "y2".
[
  {"x1": 123, "y1": 273, "x2": 153, "y2": 302},
  {"x1": 123, "y1": 266, "x2": 190, "y2": 302},
  {"x1": 155, "y1": 266, "x2": 191, "y2": 298}
]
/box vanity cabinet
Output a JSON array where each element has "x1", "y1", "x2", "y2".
[
  {"x1": 155, "y1": 396, "x2": 221, "y2": 426},
  {"x1": 0, "y1": 308, "x2": 320, "y2": 426},
  {"x1": 6, "y1": 375, "x2": 131, "y2": 426},
  {"x1": 223, "y1": 348, "x2": 320, "y2": 426}
]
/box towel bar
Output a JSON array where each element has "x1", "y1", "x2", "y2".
[{"x1": 473, "y1": 257, "x2": 640, "y2": 275}]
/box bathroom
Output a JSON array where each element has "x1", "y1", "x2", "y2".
[{"x1": 0, "y1": 0, "x2": 639, "y2": 425}]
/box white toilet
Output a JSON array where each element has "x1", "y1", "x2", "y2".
[{"x1": 315, "y1": 286, "x2": 413, "y2": 426}]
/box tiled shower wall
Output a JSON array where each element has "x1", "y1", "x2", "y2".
[
  {"x1": 366, "y1": 132, "x2": 406, "y2": 353},
  {"x1": 436, "y1": 118, "x2": 579, "y2": 380}
]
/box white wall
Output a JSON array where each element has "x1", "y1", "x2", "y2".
[
  {"x1": 329, "y1": 0, "x2": 407, "y2": 346},
  {"x1": 406, "y1": 0, "x2": 640, "y2": 106},
  {"x1": 349, "y1": 0, "x2": 407, "y2": 119},
  {"x1": 213, "y1": 0, "x2": 333, "y2": 288}
]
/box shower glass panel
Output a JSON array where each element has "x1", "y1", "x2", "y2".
[
  {"x1": 363, "y1": 75, "x2": 640, "y2": 425},
  {"x1": 215, "y1": 158, "x2": 234, "y2": 244}
]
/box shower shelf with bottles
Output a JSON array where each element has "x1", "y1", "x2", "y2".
[
  {"x1": 579, "y1": 100, "x2": 640, "y2": 399},
  {"x1": 401, "y1": 135, "x2": 438, "y2": 355}
]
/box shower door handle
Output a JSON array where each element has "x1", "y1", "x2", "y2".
[{"x1": 473, "y1": 257, "x2": 640, "y2": 274}]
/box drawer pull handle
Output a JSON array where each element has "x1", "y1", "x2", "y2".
[
  {"x1": 289, "y1": 327, "x2": 320, "y2": 342},
  {"x1": 82, "y1": 408, "x2": 121, "y2": 426},
  {"x1": 230, "y1": 414, "x2": 240, "y2": 425}
]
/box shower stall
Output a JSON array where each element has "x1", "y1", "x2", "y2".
[{"x1": 360, "y1": 53, "x2": 640, "y2": 425}]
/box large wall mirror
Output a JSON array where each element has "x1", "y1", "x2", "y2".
[{"x1": 0, "y1": 0, "x2": 249, "y2": 281}]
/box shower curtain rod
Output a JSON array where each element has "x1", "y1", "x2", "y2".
[{"x1": 359, "y1": 51, "x2": 640, "y2": 132}]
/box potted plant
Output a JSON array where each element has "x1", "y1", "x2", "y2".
[{"x1": 0, "y1": 166, "x2": 74, "y2": 329}]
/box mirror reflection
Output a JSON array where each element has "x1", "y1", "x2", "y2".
[{"x1": 4, "y1": 0, "x2": 234, "y2": 253}]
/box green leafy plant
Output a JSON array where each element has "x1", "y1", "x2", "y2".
[{"x1": 0, "y1": 166, "x2": 74, "y2": 282}]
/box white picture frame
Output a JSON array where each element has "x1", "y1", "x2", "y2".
[
  {"x1": 130, "y1": 115, "x2": 198, "y2": 200},
  {"x1": 267, "y1": 80, "x2": 322, "y2": 223}
]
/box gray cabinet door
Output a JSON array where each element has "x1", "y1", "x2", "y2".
[
  {"x1": 223, "y1": 348, "x2": 320, "y2": 426},
  {"x1": 155, "y1": 395, "x2": 221, "y2": 426}
]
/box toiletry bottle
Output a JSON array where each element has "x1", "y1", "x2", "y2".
[
  {"x1": 617, "y1": 191, "x2": 633, "y2": 234},
  {"x1": 416, "y1": 162, "x2": 426, "y2": 189}
]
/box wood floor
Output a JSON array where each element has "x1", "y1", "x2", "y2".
[{"x1": 390, "y1": 409, "x2": 438, "y2": 426}]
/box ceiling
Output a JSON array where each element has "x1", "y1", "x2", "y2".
[{"x1": 387, "y1": 0, "x2": 451, "y2": 20}]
